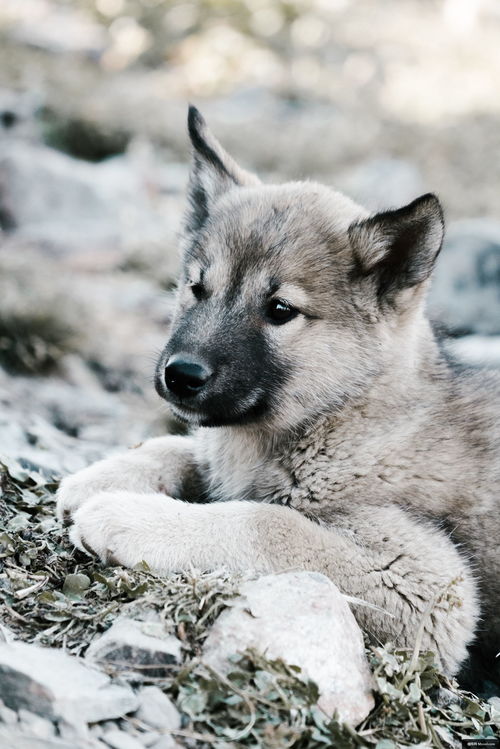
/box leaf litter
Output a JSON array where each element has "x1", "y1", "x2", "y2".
[{"x1": 0, "y1": 458, "x2": 498, "y2": 748}]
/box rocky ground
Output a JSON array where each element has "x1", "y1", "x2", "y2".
[
  {"x1": 1, "y1": 460, "x2": 499, "y2": 748},
  {"x1": 1, "y1": 0, "x2": 500, "y2": 746}
]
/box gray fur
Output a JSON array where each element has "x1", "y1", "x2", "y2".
[{"x1": 57, "y1": 108, "x2": 499, "y2": 683}]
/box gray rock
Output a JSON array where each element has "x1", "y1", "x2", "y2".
[
  {"x1": 203, "y1": 571, "x2": 374, "y2": 725},
  {"x1": 0, "y1": 87, "x2": 40, "y2": 142},
  {"x1": 89, "y1": 723, "x2": 105, "y2": 739},
  {"x1": 103, "y1": 728, "x2": 146, "y2": 749},
  {"x1": 0, "y1": 623, "x2": 16, "y2": 643},
  {"x1": 57, "y1": 718, "x2": 98, "y2": 745},
  {"x1": 0, "y1": 139, "x2": 179, "y2": 257},
  {"x1": 0, "y1": 723, "x2": 97, "y2": 748},
  {"x1": 0, "y1": 397, "x2": 106, "y2": 479},
  {"x1": 0, "y1": 141, "x2": 119, "y2": 250},
  {"x1": 445, "y1": 335, "x2": 500, "y2": 368},
  {"x1": 86, "y1": 618, "x2": 182, "y2": 678},
  {"x1": 429, "y1": 218, "x2": 500, "y2": 336},
  {"x1": 150, "y1": 737, "x2": 181, "y2": 749},
  {"x1": 136, "y1": 731, "x2": 160, "y2": 747},
  {"x1": 18, "y1": 709, "x2": 56, "y2": 738},
  {"x1": 135, "y1": 687, "x2": 180, "y2": 732},
  {"x1": 0, "y1": 697, "x2": 18, "y2": 725},
  {"x1": 489, "y1": 696, "x2": 500, "y2": 715},
  {"x1": 0, "y1": 640, "x2": 138, "y2": 725}
]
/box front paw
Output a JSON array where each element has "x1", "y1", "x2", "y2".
[
  {"x1": 56, "y1": 471, "x2": 99, "y2": 526},
  {"x1": 69, "y1": 492, "x2": 178, "y2": 569},
  {"x1": 56, "y1": 456, "x2": 137, "y2": 526}
]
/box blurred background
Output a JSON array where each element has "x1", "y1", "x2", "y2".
[{"x1": 1, "y1": 0, "x2": 500, "y2": 477}]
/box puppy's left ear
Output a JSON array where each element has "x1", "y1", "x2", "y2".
[
  {"x1": 349, "y1": 193, "x2": 444, "y2": 304},
  {"x1": 185, "y1": 106, "x2": 260, "y2": 233}
]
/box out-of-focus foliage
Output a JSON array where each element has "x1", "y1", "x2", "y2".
[
  {"x1": 1, "y1": 0, "x2": 500, "y2": 216},
  {"x1": 68, "y1": 0, "x2": 500, "y2": 119},
  {"x1": 3, "y1": 0, "x2": 500, "y2": 116}
]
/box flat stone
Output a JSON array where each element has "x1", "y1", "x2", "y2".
[
  {"x1": 103, "y1": 727, "x2": 146, "y2": 749},
  {"x1": 203, "y1": 571, "x2": 374, "y2": 725},
  {"x1": 86, "y1": 618, "x2": 182, "y2": 678},
  {"x1": 150, "y1": 737, "x2": 181, "y2": 749},
  {"x1": 0, "y1": 623, "x2": 16, "y2": 643},
  {"x1": 490, "y1": 696, "x2": 500, "y2": 708},
  {"x1": 89, "y1": 723, "x2": 104, "y2": 739},
  {"x1": 136, "y1": 731, "x2": 160, "y2": 747},
  {"x1": 0, "y1": 723, "x2": 91, "y2": 748},
  {"x1": 0, "y1": 640, "x2": 138, "y2": 725},
  {"x1": 135, "y1": 686, "x2": 180, "y2": 732},
  {"x1": 0, "y1": 697, "x2": 18, "y2": 725},
  {"x1": 57, "y1": 717, "x2": 92, "y2": 742},
  {"x1": 18, "y1": 709, "x2": 56, "y2": 738}
]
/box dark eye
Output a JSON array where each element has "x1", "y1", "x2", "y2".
[
  {"x1": 266, "y1": 299, "x2": 299, "y2": 325},
  {"x1": 189, "y1": 282, "x2": 204, "y2": 300}
]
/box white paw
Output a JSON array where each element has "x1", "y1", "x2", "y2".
[
  {"x1": 56, "y1": 471, "x2": 99, "y2": 526},
  {"x1": 69, "y1": 491, "x2": 179, "y2": 569},
  {"x1": 56, "y1": 456, "x2": 141, "y2": 525}
]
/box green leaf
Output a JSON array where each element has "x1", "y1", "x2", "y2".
[
  {"x1": 407, "y1": 681, "x2": 421, "y2": 703},
  {"x1": 433, "y1": 725, "x2": 456, "y2": 746},
  {"x1": 63, "y1": 573, "x2": 91, "y2": 595},
  {"x1": 0, "y1": 532, "x2": 15, "y2": 557},
  {"x1": 179, "y1": 690, "x2": 208, "y2": 716},
  {"x1": 463, "y1": 697, "x2": 486, "y2": 720}
]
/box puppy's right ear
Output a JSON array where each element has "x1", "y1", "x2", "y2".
[{"x1": 185, "y1": 106, "x2": 260, "y2": 233}]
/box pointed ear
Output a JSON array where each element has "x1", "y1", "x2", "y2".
[
  {"x1": 185, "y1": 105, "x2": 260, "y2": 233},
  {"x1": 348, "y1": 193, "x2": 444, "y2": 304}
]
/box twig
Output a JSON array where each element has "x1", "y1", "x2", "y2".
[
  {"x1": 14, "y1": 575, "x2": 49, "y2": 599},
  {"x1": 204, "y1": 663, "x2": 258, "y2": 741},
  {"x1": 417, "y1": 702, "x2": 427, "y2": 736}
]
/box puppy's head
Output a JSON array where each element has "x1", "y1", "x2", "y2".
[{"x1": 155, "y1": 107, "x2": 444, "y2": 431}]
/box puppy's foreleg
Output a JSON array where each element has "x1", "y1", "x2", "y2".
[
  {"x1": 56, "y1": 435, "x2": 202, "y2": 524},
  {"x1": 71, "y1": 494, "x2": 477, "y2": 675}
]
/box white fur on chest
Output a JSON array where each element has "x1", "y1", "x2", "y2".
[{"x1": 194, "y1": 428, "x2": 291, "y2": 503}]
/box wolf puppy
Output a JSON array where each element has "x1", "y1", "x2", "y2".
[{"x1": 57, "y1": 107, "x2": 499, "y2": 680}]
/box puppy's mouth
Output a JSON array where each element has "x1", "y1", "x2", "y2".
[
  {"x1": 167, "y1": 390, "x2": 268, "y2": 428},
  {"x1": 169, "y1": 402, "x2": 206, "y2": 424}
]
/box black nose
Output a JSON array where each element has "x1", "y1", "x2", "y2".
[{"x1": 164, "y1": 356, "x2": 211, "y2": 398}]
